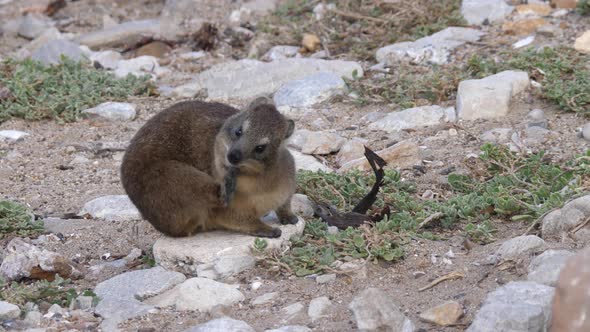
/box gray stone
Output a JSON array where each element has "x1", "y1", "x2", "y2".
[
  {"x1": 71, "y1": 296, "x2": 94, "y2": 310},
  {"x1": 213, "y1": 255, "x2": 256, "y2": 279},
  {"x1": 154, "y1": 217, "x2": 304, "y2": 274},
  {"x1": 495, "y1": 235, "x2": 546, "y2": 261},
  {"x1": 349, "y1": 288, "x2": 414, "y2": 331},
  {"x1": 266, "y1": 326, "x2": 311, "y2": 332},
  {"x1": 252, "y1": 292, "x2": 278, "y2": 305},
  {"x1": 376, "y1": 27, "x2": 484, "y2": 65},
  {"x1": 313, "y1": 3, "x2": 336, "y2": 20},
  {"x1": 526, "y1": 109, "x2": 547, "y2": 129},
  {"x1": 480, "y1": 128, "x2": 514, "y2": 144},
  {"x1": 47, "y1": 304, "x2": 65, "y2": 316},
  {"x1": 79, "y1": 195, "x2": 141, "y2": 222},
  {"x1": 528, "y1": 249, "x2": 574, "y2": 286},
  {"x1": 94, "y1": 266, "x2": 186, "y2": 332},
  {"x1": 522, "y1": 127, "x2": 557, "y2": 146},
  {"x1": 339, "y1": 140, "x2": 421, "y2": 173},
  {"x1": 461, "y1": 0, "x2": 514, "y2": 25},
  {"x1": 281, "y1": 302, "x2": 306, "y2": 322},
  {"x1": 582, "y1": 123, "x2": 590, "y2": 141},
  {"x1": 18, "y1": 14, "x2": 53, "y2": 40},
  {"x1": 0, "y1": 130, "x2": 29, "y2": 142},
  {"x1": 159, "y1": 0, "x2": 205, "y2": 40},
  {"x1": 336, "y1": 139, "x2": 367, "y2": 167},
  {"x1": 289, "y1": 149, "x2": 332, "y2": 172},
  {"x1": 81, "y1": 102, "x2": 136, "y2": 121},
  {"x1": 274, "y1": 72, "x2": 346, "y2": 110},
  {"x1": 457, "y1": 71, "x2": 530, "y2": 120},
  {"x1": 291, "y1": 194, "x2": 315, "y2": 218},
  {"x1": 289, "y1": 130, "x2": 346, "y2": 155},
  {"x1": 542, "y1": 195, "x2": 590, "y2": 239},
  {"x1": 262, "y1": 45, "x2": 301, "y2": 61},
  {"x1": 145, "y1": 277, "x2": 244, "y2": 311},
  {"x1": 368, "y1": 106, "x2": 456, "y2": 133},
  {"x1": 31, "y1": 39, "x2": 84, "y2": 65},
  {"x1": 22, "y1": 28, "x2": 64, "y2": 56},
  {"x1": 316, "y1": 273, "x2": 336, "y2": 284},
  {"x1": 466, "y1": 281, "x2": 554, "y2": 332},
  {"x1": 184, "y1": 317, "x2": 255, "y2": 332},
  {"x1": 0, "y1": 301, "x2": 20, "y2": 320},
  {"x1": 25, "y1": 310, "x2": 42, "y2": 325},
  {"x1": 76, "y1": 19, "x2": 161, "y2": 49},
  {"x1": 89, "y1": 50, "x2": 122, "y2": 69},
  {"x1": 172, "y1": 58, "x2": 363, "y2": 100},
  {"x1": 327, "y1": 226, "x2": 339, "y2": 235},
  {"x1": 114, "y1": 55, "x2": 164, "y2": 79},
  {"x1": 308, "y1": 296, "x2": 331, "y2": 322}
]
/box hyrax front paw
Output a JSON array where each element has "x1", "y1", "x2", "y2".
[
  {"x1": 280, "y1": 214, "x2": 299, "y2": 225},
  {"x1": 253, "y1": 227, "x2": 282, "y2": 238}
]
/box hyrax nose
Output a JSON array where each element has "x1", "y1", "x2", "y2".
[{"x1": 227, "y1": 149, "x2": 242, "y2": 165}]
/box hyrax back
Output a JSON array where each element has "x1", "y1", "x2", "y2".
[{"x1": 120, "y1": 98, "x2": 297, "y2": 238}]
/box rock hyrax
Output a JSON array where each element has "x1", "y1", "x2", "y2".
[{"x1": 120, "y1": 97, "x2": 298, "y2": 238}]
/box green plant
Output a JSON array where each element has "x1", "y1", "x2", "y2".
[
  {"x1": 0, "y1": 57, "x2": 153, "y2": 123},
  {"x1": 0, "y1": 201, "x2": 44, "y2": 239},
  {"x1": 141, "y1": 247, "x2": 156, "y2": 268},
  {"x1": 578, "y1": 0, "x2": 590, "y2": 15},
  {"x1": 253, "y1": 238, "x2": 268, "y2": 252},
  {"x1": 0, "y1": 275, "x2": 77, "y2": 307}
]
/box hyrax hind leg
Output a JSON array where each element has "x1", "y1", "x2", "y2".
[
  {"x1": 277, "y1": 195, "x2": 299, "y2": 225},
  {"x1": 213, "y1": 209, "x2": 282, "y2": 238}
]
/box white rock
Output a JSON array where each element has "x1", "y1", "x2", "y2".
[
  {"x1": 212, "y1": 255, "x2": 256, "y2": 279},
  {"x1": 308, "y1": 296, "x2": 332, "y2": 322},
  {"x1": 290, "y1": 194, "x2": 315, "y2": 218},
  {"x1": 145, "y1": 277, "x2": 244, "y2": 311},
  {"x1": 0, "y1": 301, "x2": 20, "y2": 320},
  {"x1": 513, "y1": 35, "x2": 535, "y2": 49},
  {"x1": 114, "y1": 56, "x2": 163, "y2": 79},
  {"x1": 79, "y1": 195, "x2": 141, "y2": 222},
  {"x1": 528, "y1": 249, "x2": 574, "y2": 286},
  {"x1": 368, "y1": 106, "x2": 456, "y2": 132},
  {"x1": 274, "y1": 72, "x2": 346, "y2": 110},
  {"x1": 31, "y1": 39, "x2": 84, "y2": 65},
  {"x1": 184, "y1": 318, "x2": 255, "y2": 332},
  {"x1": 229, "y1": 7, "x2": 252, "y2": 25},
  {"x1": 316, "y1": 273, "x2": 336, "y2": 284},
  {"x1": 171, "y1": 58, "x2": 363, "y2": 100},
  {"x1": 349, "y1": 288, "x2": 414, "y2": 331},
  {"x1": 25, "y1": 310, "x2": 42, "y2": 325},
  {"x1": 179, "y1": 51, "x2": 206, "y2": 60},
  {"x1": 252, "y1": 292, "x2": 278, "y2": 305},
  {"x1": 289, "y1": 149, "x2": 333, "y2": 172},
  {"x1": 376, "y1": 27, "x2": 484, "y2": 65},
  {"x1": 457, "y1": 70, "x2": 530, "y2": 120},
  {"x1": 0, "y1": 130, "x2": 29, "y2": 142},
  {"x1": 262, "y1": 45, "x2": 300, "y2": 62},
  {"x1": 89, "y1": 50, "x2": 122, "y2": 69},
  {"x1": 76, "y1": 19, "x2": 161, "y2": 49},
  {"x1": 526, "y1": 109, "x2": 547, "y2": 128},
  {"x1": 461, "y1": 0, "x2": 514, "y2": 25},
  {"x1": 495, "y1": 235, "x2": 546, "y2": 261},
  {"x1": 582, "y1": 123, "x2": 590, "y2": 141},
  {"x1": 574, "y1": 30, "x2": 590, "y2": 55},
  {"x1": 480, "y1": 128, "x2": 514, "y2": 144},
  {"x1": 266, "y1": 326, "x2": 311, "y2": 332},
  {"x1": 542, "y1": 195, "x2": 590, "y2": 240},
  {"x1": 336, "y1": 139, "x2": 367, "y2": 167},
  {"x1": 82, "y1": 102, "x2": 136, "y2": 121},
  {"x1": 281, "y1": 302, "x2": 306, "y2": 322},
  {"x1": 339, "y1": 140, "x2": 421, "y2": 172},
  {"x1": 289, "y1": 129, "x2": 346, "y2": 155}
]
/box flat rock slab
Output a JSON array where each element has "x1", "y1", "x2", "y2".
[
  {"x1": 367, "y1": 106, "x2": 456, "y2": 133},
  {"x1": 79, "y1": 195, "x2": 141, "y2": 222},
  {"x1": 466, "y1": 281, "x2": 554, "y2": 332},
  {"x1": 153, "y1": 217, "x2": 305, "y2": 272},
  {"x1": 81, "y1": 102, "x2": 137, "y2": 121},
  {"x1": 274, "y1": 72, "x2": 346, "y2": 110},
  {"x1": 75, "y1": 19, "x2": 162, "y2": 49},
  {"x1": 528, "y1": 249, "x2": 574, "y2": 286},
  {"x1": 376, "y1": 27, "x2": 484, "y2": 65},
  {"x1": 94, "y1": 266, "x2": 186, "y2": 331},
  {"x1": 462, "y1": 0, "x2": 514, "y2": 25},
  {"x1": 172, "y1": 58, "x2": 363, "y2": 101}
]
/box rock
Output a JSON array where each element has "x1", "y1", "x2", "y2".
[
  {"x1": 308, "y1": 296, "x2": 331, "y2": 322},
  {"x1": 0, "y1": 301, "x2": 20, "y2": 320},
  {"x1": 281, "y1": 302, "x2": 305, "y2": 322},
  {"x1": 367, "y1": 106, "x2": 456, "y2": 132},
  {"x1": 81, "y1": 102, "x2": 136, "y2": 121},
  {"x1": 94, "y1": 266, "x2": 185, "y2": 331},
  {"x1": 336, "y1": 139, "x2": 367, "y2": 167},
  {"x1": 537, "y1": 24, "x2": 562, "y2": 37},
  {"x1": 516, "y1": 3, "x2": 552, "y2": 16},
  {"x1": 289, "y1": 130, "x2": 346, "y2": 155},
  {"x1": 480, "y1": 128, "x2": 514, "y2": 144},
  {"x1": 0, "y1": 238, "x2": 82, "y2": 281},
  {"x1": 461, "y1": 0, "x2": 514, "y2": 25},
  {"x1": 87, "y1": 248, "x2": 143, "y2": 280},
  {"x1": 419, "y1": 301, "x2": 463, "y2": 326},
  {"x1": 114, "y1": 55, "x2": 164, "y2": 79},
  {"x1": 349, "y1": 288, "x2": 414, "y2": 331},
  {"x1": 574, "y1": 30, "x2": 590, "y2": 54},
  {"x1": 376, "y1": 27, "x2": 484, "y2": 65},
  {"x1": 551, "y1": 246, "x2": 590, "y2": 331},
  {"x1": 290, "y1": 149, "x2": 333, "y2": 172},
  {"x1": 159, "y1": 0, "x2": 205, "y2": 39},
  {"x1": 542, "y1": 195, "x2": 590, "y2": 239},
  {"x1": 242, "y1": 0, "x2": 278, "y2": 13},
  {"x1": 71, "y1": 296, "x2": 94, "y2": 310},
  {"x1": 252, "y1": 292, "x2": 278, "y2": 305},
  {"x1": 89, "y1": 50, "x2": 122, "y2": 69},
  {"x1": 339, "y1": 140, "x2": 421, "y2": 172},
  {"x1": 18, "y1": 13, "x2": 53, "y2": 40},
  {"x1": 76, "y1": 19, "x2": 161, "y2": 49},
  {"x1": 582, "y1": 123, "x2": 590, "y2": 141},
  {"x1": 302, "y1": 33, "x2": 321, "y2": 52},
  {"x1": 136, "y1": 41, "x2": 172, "y2": 59},
  {"x1": 495, "y1": 235, "x2": 546, "y2": 261},
  {"x1": 512, "y1": 35, "x2": 535, "y2": 49},
  {"x1": 290, "y1": 194, "x2": 315, "y2": 218},
  {"x1": 197, "y1": 255, "x2": 256, "y2": 280},
  {"x1": 31, "y1": 39, "x2": 84, "y2": 65},
  {"x1": 316, "y1": 273, "x2": 336, "y2": 284},
  {"x1": 146, "y1": 278, "x2": 244, "y2": 311},
  {"x1": 47, "y1": 304, "x2": 65, "y2": 316},
  {"x1": 274, "y1": 72, "x2": 346, "y2": 112},
  {"x1": 313, "y1": 3, "x2": 336, "y2": 20},
  {"x1": 551, "y1": 0, "x2": 578, "y2": 9},
  {"x1": 25, "y1": 310, "x2": 42, "y2": 325},
  {"x1": 466, "y1": 281, "x2": 554, "y2": 332},
  {"x1": 528, "y1": 249, "x2": 574, "y2": 286},
  {"x1": 502, "y1": 18, "x2": 548, "y2": 35},
  {"x1": 79, "y1": 195, "x2": 141, "y2": 222},
  {"x1": 457, "y1": 71, "x2": 530, "y2": 121},
  {"x1": 526, "y1": 109, "x2": 547, "y2": 129},
  {"x1": 184, "y1": 318, "x2": 255, "y2": 332},
  {"x1": 229, "y1": 7, "x2": 252, "y2": 26},
  {"x1": 522, "y1": 126, "x2": 557, "y2": 146},
  {"x1": 266, "y1": 326, "x2": 311, "y2": 332},
  {"x1": 171, "y1": 58, "x2": 363, "y2": 100},
  {"x1": 153, "y1": 217, "x2": 305, "y2": 273},
  {"x1": 262, "y1": 45, "x2": 301, "y2": 62},
  {"x1": 0, "y1": 130, "x2": 29, "y2": 142}
]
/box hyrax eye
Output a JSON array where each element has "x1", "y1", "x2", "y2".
[
  {"x1": 254, "y1": 145, "x2": 266, "y2": 153},
  {"x1": 234, "y1": 127, "x2": 242, "y2": 138}
]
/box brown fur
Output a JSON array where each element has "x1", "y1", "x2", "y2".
[{"x1": 120, "y1": 98, "x2": 297, "y2": 238}]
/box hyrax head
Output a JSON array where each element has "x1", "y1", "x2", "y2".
[{"x1": 221, "y1": 97, "x2": 294, "y2": 174}]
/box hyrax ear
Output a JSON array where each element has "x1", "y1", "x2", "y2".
[
  {"x1": 246, "y1": 95, "x2": 275, "y2": 111},
  {"x1": 285, "y1": 119, "x2": 295, "y2": 139}
]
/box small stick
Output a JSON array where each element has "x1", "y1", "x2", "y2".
[
  {"x1": 571, "y1": 216, "x2": 590, "y2": 234},
  {"x1": 416, "y1": 212, "x2": 444, "y2": 230},
  {"x1": 418, "y1": 270, "x2": 465, "y2": 292}
]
